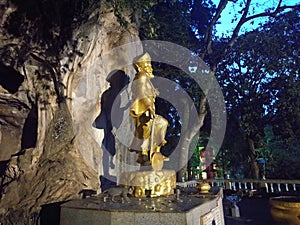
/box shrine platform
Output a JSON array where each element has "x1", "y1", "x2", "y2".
[{"x1": 60, "y1": 188, "x2": 225, "y2": 225}]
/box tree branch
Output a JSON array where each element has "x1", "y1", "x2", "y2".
[
  {"x1": 220, "y1": 0, "x2": 300, "y2": 62},
  {"x1": 201, "y1": 0, "x2": 229, "y2": 59},
  {"x1": 245, "y1": 3, "x2": 300, "y2": 22},
  {"x1": 226, "y1": 0, "x2": 251, "y2": 51}
]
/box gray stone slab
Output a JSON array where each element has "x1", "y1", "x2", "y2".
[
  {"x1": 160, "y1": 212, "x2": 186, "y2": 225},
  {"x1": 135, "y1": 212, "x2": 161, "y2": 225},
  {"x1": 60, "y1": 189, "x2": 225, "y2": 225},
  {"x1": 111, "y1": 212, "x2": 134, "y2": 225},
  {"x1": 60, "y1": 208, "x2": 111, "y2": 225}
]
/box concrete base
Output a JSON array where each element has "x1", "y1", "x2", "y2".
[{"x1": 60, "y1": 189, "x2": 225, "y2": 225}]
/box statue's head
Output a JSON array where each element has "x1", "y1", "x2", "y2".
[{"x1": 133, "y1": 52, "x2": 154, "y2": 78}]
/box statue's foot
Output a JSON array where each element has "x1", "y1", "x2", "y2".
[
  {"x1": 151, "y1": 152, "x2": 164, "y2": 171},
  {"x1": 163, "y1": 156, "x2": 169, "y2": 161},
  {"x1": 161, "y1": 139, "x2": 167, "y2": 146},
  {"x1": 142, "y1": 149, "x2": 148, "y2": 156}
]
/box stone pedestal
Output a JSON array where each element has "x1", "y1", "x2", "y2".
[
  {"x1": 119, "y1": 169, "x2": 176, "y2": 197},
  {"x1": 60, "y1": 189, "x2": 225, "y2": 225}
]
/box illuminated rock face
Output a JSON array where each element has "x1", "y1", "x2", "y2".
[
  {"x1": 120, "y1": 170, "x2": 176, "y2": 197},
  {"x1": 0, "y1": 0, "x2": 142, "y2": 223}
]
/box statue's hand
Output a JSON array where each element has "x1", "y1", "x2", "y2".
[
  {"x1": 145, "y1": 109, "x2": 155, "y2": 119},
  {"x1": 151, "y1": 113, "x2": 156, "y2": 119},
  {"x1": 145, "y1": 110, "x2": 150, "y2": 117},
  {"x1": 149, "y1": 107, "x2": 156, "y2": 118}
]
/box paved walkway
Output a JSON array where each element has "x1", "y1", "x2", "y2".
[{"x1": 224, "y1": 197, "x2": 274, "y2": 225}]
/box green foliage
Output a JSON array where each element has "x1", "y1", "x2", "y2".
[
  {"x1": 190, "y1": 0, "x2": 216, "y2": 38},
  {"x1": 272, "y1": 79, "x2": 300, "y2": 143},
  {"x1": 5, "y1": 0, "x2": 98, "y2": 55},
  {"x1": 269, "y1": 13, "x2": 300, "y2": 142},
  {"x1": 140, "y1": 1, "x2": 193, "y2": 46},
  {"x1": 108, "y1": 0, "x2": 156, "y2": 28},
  {"x1": 139, "y1": 0, "x2": 215, "y2": 50},
  {"x1": 215, "y1": 115, "x2": 250, "y2": 178},
  {"x1": 257, "y1": 126, "x2": 300, "y2": 179},
  {"x1": 217, "y1": 31, "x2": 274, "y2": 139},
  {"x1": 189, "y1": 147, "x2": 201, "y2": 176},
  {"x1": 215, "y1": 10, "x2": 300, "y2": 179},
  {"x1": 188, "y1": 136, "x2": 207, "y2": 177}
]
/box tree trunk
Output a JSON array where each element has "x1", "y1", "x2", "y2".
[
  {"x1": 177, "y1": 98, "x2": 193, "y2": 181},
  {"x1": 248, "y1": 137, "x2": 260, "y2": 179},
  {"x1": 177, "y1": 96, "x2": 207, "y2": 181}
]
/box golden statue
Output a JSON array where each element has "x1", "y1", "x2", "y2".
[
  {"x1": 120, "y1": 53, "x2": 176, "y2": 197},
  {"x1": 129, "y1": 52, "x2": 169, "y2": 171}
]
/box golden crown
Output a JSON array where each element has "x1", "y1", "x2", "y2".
[{"x1": 133, "y1": 52, "x2": 151, "y2": 65}]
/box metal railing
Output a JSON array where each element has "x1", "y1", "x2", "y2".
[{"x1": 177, "y1": 179, "x2": 300, "y2": 194}]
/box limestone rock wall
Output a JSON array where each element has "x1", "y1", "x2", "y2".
[
  {"x1": 68, "y1": 7, "x2": 142, "y2": 175},
  {"x1": 0, "y1": 0, "x2": 142, "y2": 223}
]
